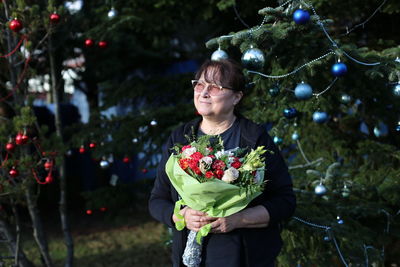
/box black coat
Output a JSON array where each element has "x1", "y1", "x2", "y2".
[{"x1": 148, "y1": 115, "x2": 296, "y2": 266}]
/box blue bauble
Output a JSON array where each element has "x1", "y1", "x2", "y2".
[
  {"x1": 313, "y1": 111, "x2": 328, "y2": 123},
  {"x1": 373, "y1": 122, "x2": 388, "y2": 137},
  {"x1": 291, "y1": 131, "x2": 299, "y2": 141},
  {"x1": 396, "y1": 125, "x2": 400, "y2": 132},
  {"x1": 393, "y1": 83, "x2": 400, "y2": 97},
  {"x1": 211, "y1": 48, "x2": 228, "y2": 61},
  {"x1": 273, "y1": 136, "x2": 283, "y2": 144},
  {"x1": 269, "y1": 85, "x2": 280, "y2": 97},
  {"x1": 293, "y1": 9, "x2": 310, "y2": 25},
  {"x1": 241, "y1": 47, "x2": 265, "y2": 70},
  {"x1": 283, "y1": 107, "x2": 298, "y2": 119},
  {"x1": 314, "y1": 183, "x2": 327, "y2": 195},
  {"x1": 294, "y1": 82, "x2": 313, "y2": 100},
  {"x1": 331, "y1": 62, "x2": 348, "y2": 77}
]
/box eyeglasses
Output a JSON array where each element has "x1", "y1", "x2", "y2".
[{"x1": 191, "y1": 80, "x2": 232, "y2": 96}]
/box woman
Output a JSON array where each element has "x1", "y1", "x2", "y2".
[{"x1": 149, "y1": 59, "x2": 296, "y2": 266}]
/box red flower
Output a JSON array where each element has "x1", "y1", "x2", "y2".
[
  {"x1": 179, "y1": 158, "x2": 190, "y2": 170},
  {"x1": 188, "y1": 159, "x2": 198, "y2": 170},
  {"x1": 205, "y1": 171, "x2": 214, "y2": 179},
  {"x1": 207, "y1": 147, "x2": 214, "y2": 152},
  {"x1": 212, "y1": 160, "x2": 226, "y2": 170},
  {"x1": 214, "y1": 169, "x2": 224, "y2": 179},
  {"x1": 182, "y1": 145, "x2": 192, "y2": 152},
  {"x1": 231, "y1": 161, "x2": 241, "y2": 169},
  {"x1": 190, "y1": 152, "x2": 204, "y2": 162}
]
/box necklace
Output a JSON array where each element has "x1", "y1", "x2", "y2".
[{"x1": 200, "y1": 118, "x2": 236, "y2": 135}]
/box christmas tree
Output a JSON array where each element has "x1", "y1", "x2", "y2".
[{"x1": 205, "y1": 0, "x2": 400, "y2": 265}]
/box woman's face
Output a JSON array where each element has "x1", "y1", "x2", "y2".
[{"x1": 194, "y1": 68, "x2": 242, "y2": 119}]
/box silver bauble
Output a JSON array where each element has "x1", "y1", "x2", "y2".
[
  {"x1": 241, "y1": 47, "x2": 265, "y2": 70},
  {"x1": 100, "y1": 159, "x2": 110, "y2": 169},
  {"x1": 340, "y1": 93, "x2": 352, "y2": 104},
  {"x1": 107, "y1": 7, "x2": 118, "y2": 19},
  {"x1": 341, "y1": 185, "x2": 350, "y2": 198},
  {"x1": 314, "y1": 183, "x2": 327, "y2": 195},
  {"x1": 291, "y1": 131, "x2": 300, "y2": 141},
  {"x1": 393, "y1": 83, "x2": 400, "y2": 97},
  {"x1": 150, "y1": 120, "x2": 158, "y2": 126},
  {"x1": 211, "y1": 48, "x2": 228, "y2": 61}
]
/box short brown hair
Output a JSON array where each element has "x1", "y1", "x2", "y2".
[{"x1": 194, "y1": 59, "x2": 245, "y2": 92}]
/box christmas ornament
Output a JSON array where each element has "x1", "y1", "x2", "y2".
[
  {"x1": 337, "y1": 216, "x2": 344, "y2": 224},
  {"x1": 9, "y1": 168, "x2": 19, "y2": 178},
  {"x1": 393, "y1": 83, "x2": 400, "y2": 97},
  {"x1": 98, "y1": 41, "x2": 108, "y2": 48},
  {"x1": 331, "y1": 62, "x2": 348, "y2": 77},
  {"x1": 89, "y1": 142, "x2": 96, "y2": 149},
  {"x1": 293, "y1": 9, "x2": 310, "y2": 25},
  {"x1": 44, "y1": 160, "x2": 53, "y2": 171},
  {"x1": 241, "y1": 47, "x2": 265, "y2": 70},
  {"x1": 86, "y1": 209, "x2": 93, "y2": 215},
  {"x1": 45, "y1": 174, "x2": 54, "y2": 184},
  {"x1": 49, "y1": 13, "x2": 60, "y2": 23},
  {"x1": 85, "y1": 39, "x2": 94, "y2": 48},
  {"x1": 100, "y1": 207, "x2": 107, "y2": 212},
  {"x1": 15, "y1": 132, "x2": 29, "y2": 145},
  {"x1": 340, "y1": 93, "x2": 351, "y2": 104},
  {"x1": 373, "y1": 122, "x2": 388, "y2": 137},
  {"x1": 323, "y1": 236, "x2": 331, "y2": 242},
  {"x1": 66, "y1": 149, "x2": 73, "y2": 156},
  {"x1": 150, "y1": 119, "x2": 158, "y2": 126},
  {"x1": 132, "y1": 138, "x2": 138, "y2": 143},
  {"x1": 312, "y1": 111, "x2": 328, "y2": 123},
  {"x1": 79, "y1": 146, "x2": 86, "y2": 154},
  {"x1": 294, "y1": 82, "x2": 313, "y2": 100},
  {"x1": 291, "y1": 131, "x2": 299, "y2": 141},
  {"x1": 100, "y1": 158, "x2": 110, "y2": 169},
  {"x1": 283, "y1": 107, "x2": 298, "y2": 119},
  {"x1": 273, "y1": 136, "x2": 283, "y2": 145},
  {"x1": 314, "y1": 183, "x2": 327, "y2": 195},
  {"x1": 341, "y1": 184, "x2": 350, "y2": 197},
  {"x1": 6, "y1": 142, "x2": 15, "y2": 152},
  {"x1": 269, "y1": 85, "x2": 280, "y2": 97},
  {"x1": 211, "y1": 48, "x2": 228, "y2": 61},
  {"x1": 9, "y1": 18, "x2": 23, "y2": 32},
  {"x1": 123, "y1": 156, "x2": 131, "y2": 163},
  {"x1": 396, "y1": 122, "x2": 400, "y2": 132},
  {"x1": 107, "y1": 7, "x2": 118, "y2": 18}
]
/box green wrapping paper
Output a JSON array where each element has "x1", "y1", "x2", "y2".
[{"x1": 166, "y1": 154, "x2": 263, "y2": 243}]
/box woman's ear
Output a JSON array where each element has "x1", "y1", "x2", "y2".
[{"x1": 234, "y1": 91, "x2": 243, "y2": 105}]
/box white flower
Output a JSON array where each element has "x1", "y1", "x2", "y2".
[
  {"x1": 182, "y1": 147, "x2": 197, "y2": 158},
  {"x1": 215, "y1": 149, "x2": 235, "y2": 159},
  {"x1": 221, "y1": 167, "x2": 239, "y2": 183},
  {"x1": 199, "y1": 156, "x2": 213, "y2": 174}
]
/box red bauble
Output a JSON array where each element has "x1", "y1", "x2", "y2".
[
  {"x1": 44, "y1": 160, "x2": 53, "y2": 171},
  {"x1": 89, "y1": 142, "x2": 96, "y2": 149},
  {"x1": 86, "y1": 209, "x2": 93, "y2": 215},
  {"x1": 122, "y1": 156, "x2": 130, "y2": 163},
  {"x1": 9, "y1": 19, "x2": 23, "y2": 32},
  {"x1": 15, "y1": 133, "x2": 29, "y2": 145},
  {"x1": 6, "y1": 142, "x2": 15, "y2": 152},
  {"x1": 49, "y1": 13, "x2": 60, "y2": 24},
  {"x1": 79, "y1": 146, "x2": 86, "y2": 154},
  {"x1": 45, "y1": 175, "x2": 54, "y2": 184},
  {"x1": 85, "y1": 39, "x2": 94, "y2": 47},
  {"x1": 9, "y1": 168, "x2": 19, "y2": 178},
  {"x1": 98, "y1": 41, "x2": 108, "y2": 48},
  {"x1": 99, "y1": 207, "x2": 107, "y2": 212}
]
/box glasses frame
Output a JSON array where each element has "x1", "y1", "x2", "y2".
[{"x1": 191, "y1": 80, "x2": 233, "y2": 96}]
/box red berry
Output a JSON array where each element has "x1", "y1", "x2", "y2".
[
  {"x1": 44, "y1": 161, "x2": 53, "y2": 171},
  {"x1": 9, "y1": 168, "x2": 19, "y2": 178},
  {"x1": 98, "y1": 41, "x2": 108, "y2": 48},
  {"x1": 9, "y1": 19, "x2": 23, "y2": 32},
  {"x1": 123, "y1": 157, "x2": 130, "y2": 163},
  {"x1": 89, "y1": 142, "x2": 96, "y2": 149},
  {"x1": 85, "y1": 39, "x2": 94, "y2": 47},
  {"x1": 5, "y1": 143, "x2": 15, "y2": 152},
  {"x1": 86, "y1": 209, "x2": 93, "y2": 215},
  {"x1": 49, "y1": 13, "x2": 60, "y2": 23},
  {"x1": 79, "y1": 146, "x2": 85, "y2": 154}
]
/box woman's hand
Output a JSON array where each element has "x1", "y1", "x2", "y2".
[
  {"x1": 172, "y1": 207, "x2": 216, "y2": 232},
  {"x1": 210, "y1": 213, "x2": 240, "y2": 234}
]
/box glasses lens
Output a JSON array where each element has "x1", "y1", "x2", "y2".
[{"x1": 208, "y1": 84, "x2": 223, "y2": 95}]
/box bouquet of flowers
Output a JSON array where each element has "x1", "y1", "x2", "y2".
[{"x1": 165, "y1": 135, "x2": 269, "y2": 244}]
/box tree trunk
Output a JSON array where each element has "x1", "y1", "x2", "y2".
[
  {"x1": 25, "y1": 185, "x2": 54, "y2": 267},
  {"x1": 49, "y1": 36, "x2": 74, "y2": 267}
]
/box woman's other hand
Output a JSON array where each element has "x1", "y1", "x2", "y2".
[{"x1": 173, "y1": 207, "x2": 216, "y2": 232}]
